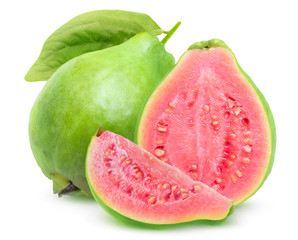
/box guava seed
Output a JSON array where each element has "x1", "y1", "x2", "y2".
[
  {"x1": 157, "y1": 127, "x2": 167, "y2": 132},
  {"x1": 156, "y1": 138, "x2": 164, "y2": 144},
  {"x1": 228, "y1": 99, "x2": 235, "y2": 108},
  {"x1": 136, "y1": 172, "x2": 143, "y2": 179},
  {"x1": 236, "y1": 170, "x2": 243, "y2": 178},
  {"x1": 148, "y1": 196, "x2": 157, "y2": 204},
  {"x1": 229, "y1": 133, "x2": 237, "y2": 139},
  {"x1": 181, "y1": 193, "x2": 189, "y2": 199},
  {"x1": 203, "y1": 105, "x2": 210, "y2": 112},
  {"x1": 212, "y1": 121, "x2": 219, "y2": 126},
  {"x1": 234, "y1": 107, "x2": 241, "y2": 116},
  {"x1": 193, "y1": 185, "x2": 201, "y2": 192},
  {"x1": 244, "y1": 131, "x2": 251, "y2": 136},
  {"x1": 215, "y1": 178, "x2": 222, "y2": 184},
  {"x1": 191, "y1": 164, "x2": 198, "y2": 170},
  {"x1": 231, "y1": 175, "x2": 237, "y2": 183},
  {"x1": 168, "y1": 102, "x2": 175, "y2": 108},
  {"x1": 155, "y1": 148, "x2": 165, "y2": 157},
  {"x1": 125, "y1": 160, "x2": 132, "y2": 165},
  {"x1": 160, "y1": 157, "x2": 169, "y2": 163},
  {"x1": 243, "y1": 145, "x2": 252, "y2": 153},
  {"x1": 211, "y1": 114, "x2": 218, "y2": 120}
]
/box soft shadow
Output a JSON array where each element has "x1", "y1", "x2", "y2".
[
  {"x1": 234, "y1": 200, "x2": 258, "y2": 213},
  {"x1": 58, "y1": 195, "x2": 240, "y2": 230},
  {"x1": 223, "y1": 200, "x2": 257, "y2": 226},
  {"x1": 53, "y1": 192, "x2": 258, "y2": 230},
  {"x1": 96, "y1": 207, "x2": 235, "y2": 231},
  {"x1": 114, "y1": 202, "x2": 258, "y2": 230}
]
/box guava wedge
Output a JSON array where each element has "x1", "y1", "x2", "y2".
[
  {"x1": 86, "y1": 130, "x2": 233, "y2": 225},
  {"x1": 137, "y1": 39, "x2": 276, "y2": 205},
  {"x1": 29, "y1": 32, "x2": 175, "y2": 197}
]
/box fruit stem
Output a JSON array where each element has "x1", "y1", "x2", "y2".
[
  {"x1": 161, "y1": 21, "x2": 181, "y2": 45},
  {"x1": 58, "y1": 182, "x2": 79, "y2": 197}
]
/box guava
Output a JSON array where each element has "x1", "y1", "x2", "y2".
[
  {"x1": 137, "y1": 39, "x2": 276, "y2": 205},
  {"x1": 86, "y1": 130, "x2": 233, "y2": 224},
  {"x1": 29, "y1": 32, "x2": 175, "y2": 196}
]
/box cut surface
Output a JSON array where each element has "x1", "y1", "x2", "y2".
[
  {"x1": 86, "y1": 131, "x2": 233, "y2": 225},
  {"x1": 137, "y1": 42, "x2": 275, "y2": 205}
]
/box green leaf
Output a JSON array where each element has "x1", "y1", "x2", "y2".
[{"x1": 25, "y1": 10, "x2": 164, "y2": 82}]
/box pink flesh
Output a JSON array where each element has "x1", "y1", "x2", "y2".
[
  {"x1": 138, "y1": 48, "x2": 271, "y2": 204},
  {"x1": 87, "y1": 131, "x2": 232, "y2": 224}
]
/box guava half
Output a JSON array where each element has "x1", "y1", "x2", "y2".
[
  {"x1": 137, "y1": 39, "x2": 276, "y2": 205},
  {"x1": 86, "y1": 130, "x2": 233, "y2": 225}
]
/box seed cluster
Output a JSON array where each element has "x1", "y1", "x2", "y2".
[
  {"x1": 150, "y1": 93, "x2": 254, "y2": 193},
  {"x1": 210, "y1": 97, "x2": 253, "y2": 189},
  {"x1": 143, "y1": 181, "x2": 202, "y2": 205},
  {"x1": 154, "y1": 114, "x2": 171, "y2": 163},
  {"x1": 103, "y1": 144, "x2": 203, "y2": 205}
]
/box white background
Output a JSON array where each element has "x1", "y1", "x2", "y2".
[{"x1": 1, "y1": 0, "x2": 297, "y2": 239}]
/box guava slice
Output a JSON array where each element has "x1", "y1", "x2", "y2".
[
  {"x1": 86, "y1": 130, "x2": 233, "y2": 225},
  {"x1": 137, "y1": 39, "x2": 276, "y2": 205}
]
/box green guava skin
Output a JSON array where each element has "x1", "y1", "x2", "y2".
[{"x1": 29, "y1": 32, "x2": 175, "y2": 196}]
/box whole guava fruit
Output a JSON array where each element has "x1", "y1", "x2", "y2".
[{"x1": 29, "y1": 32, "x2": 175, "y2": 197}]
